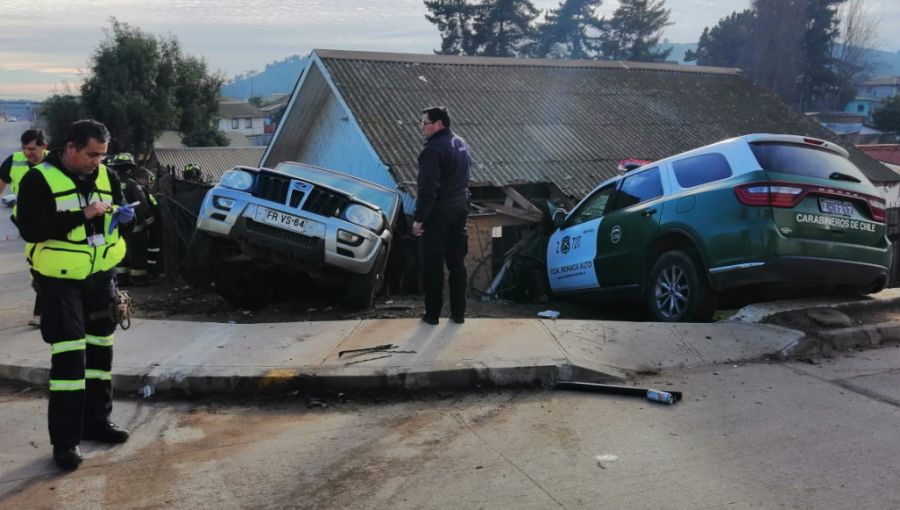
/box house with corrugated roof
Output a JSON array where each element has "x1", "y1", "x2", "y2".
[
  {"x1": 263, "y1": 49, "x2": 900, "y2": 290},
  {"x1": 846, "y1": 76, "x2": 900, "y2": 119}
]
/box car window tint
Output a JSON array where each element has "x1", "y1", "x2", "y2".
[
  {"x1": 672, "y1": 153, "x2": 733, "y2": 188},
  {"x1": 749, "y1": 142, "x2": 871, "y2": 184},
  {"x1": 610, "y1": 167, "x2": 663, "y2": 212},
  {"x1": 569, "y1": 184, "x2": 616, "y2": 226}
]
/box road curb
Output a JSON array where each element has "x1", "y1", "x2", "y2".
[
  {"x1": 816, "y1": 322, "x2": 900, "y2": 351},
  {"x1": 729, "y1": 290, "x2": 900, "y2": 324},
  {"x1": 0, "y1": 359, "x2": 623, "y2": 397}
]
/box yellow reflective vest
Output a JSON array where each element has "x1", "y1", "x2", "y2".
[
  {"x1": 10, "y1": 150, "x2": 49, "y2": 218},
  {"x1": 30, "y1": 163, "x2": 127, "y2": 280}
]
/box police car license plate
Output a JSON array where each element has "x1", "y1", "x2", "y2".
[
  {"x1": 819, "y1": 198, "x2": 853, "y2": 216},
  {"x1": 255, "y1": 207, "x2": 320, "y2": 237}
]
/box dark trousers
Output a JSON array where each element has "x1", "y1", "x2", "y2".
[
  {"x1": 147, "y1": 225, "x2": 161, "y2": 276},
  {"x1": 33, "y1": 294, "x2": 40, "y2": 316},
  {"x1": 421, "y1": 208, "x2": 469, "y2": 319},
  {"x1": 37, "y1": 270, "x2": 117, "y2": 447},
  {"x1": 118, "y1": 229, "x2": 149, "y2": 281}
]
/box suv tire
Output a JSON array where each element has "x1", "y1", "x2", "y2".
[
  {"x1": 343, "y1": 246, "x2": 387, "y2": 310},
  {"x1": 646, "y1": 250, "x2": 717, "y2": 322}
]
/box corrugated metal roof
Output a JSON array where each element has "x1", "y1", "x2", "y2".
[
  {"x1": 306, "y1": 49, "x2": 898, "y2": 195},
  {"x1": 861, "y1": 76, "x2": 900, "y2": 87},
  {"x1": 155, "y1": 130, "x2": 254, "y2": 149},
  {"x1": 220, "y1": 101, "x2": 267, "y2": 118},
  {"x1": 150, "y1": 147, "x2": 266, "y2": 183}
]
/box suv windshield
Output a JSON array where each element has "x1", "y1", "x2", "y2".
[
  {"x1": 276, "y1": 163, "x2": 397, "y2": 214},
  {"x1": 749, "y1": 142, "x2": 872, "y2": 185}
]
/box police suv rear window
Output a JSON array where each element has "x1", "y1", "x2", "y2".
[
  {"x1": 671, "y1": 153, "x2": 732, "y2": 188},
  {"x1": 749, "y1": 142, "x2": 870, "y2": 184}
]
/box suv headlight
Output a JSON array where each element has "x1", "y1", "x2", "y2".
[
  {"x1": 343, "y1": 204, "x2": 383, "y2": 231},
  {"x1": 219, "y1": 170, "x2": 254, "y2": 191}
]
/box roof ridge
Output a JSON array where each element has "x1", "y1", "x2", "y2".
[{"x1": 312, "y1": 48, "x2": 741, "y2": 76}]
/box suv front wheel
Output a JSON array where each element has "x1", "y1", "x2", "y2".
[
  {"x1": 343, "y1": 246, "x2": 388, "y2": 310},
  {"x1": 646, "y1": 250, "x2": 717, "y2": 322}
]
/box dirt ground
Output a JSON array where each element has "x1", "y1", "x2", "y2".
[{"x1": 128, "y1": 275, "x2": 652, "y2": 324}]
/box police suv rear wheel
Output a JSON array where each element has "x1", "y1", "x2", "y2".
[{"x1": 646, "y1": 250, "x2": 717, "y2": 323}]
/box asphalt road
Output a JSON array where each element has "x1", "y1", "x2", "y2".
[{"x1": 2, "y1": 347, "x2": 900, "y2": 509}]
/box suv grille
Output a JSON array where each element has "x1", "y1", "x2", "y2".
[
  {"x1": 302, "y1": 188, "x2": 348, "y2": 217},
  {"x1": 253, "y1": 173, "x2": 290, "y2": 205},
  {"x1": 246, "y1": 219, "x2": 319, "y2": 247}
]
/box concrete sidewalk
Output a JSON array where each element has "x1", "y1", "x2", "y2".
[{"x1": 1, "y1": 316, "x2": 804, "y2": 394}]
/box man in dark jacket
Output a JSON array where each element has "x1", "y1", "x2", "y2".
[
  {"x1": 413, "y1": 106, "x2": 471, "y2": 325},
  {"x1": 17, "y1": 119, "x2": 135, "y2": 470}
]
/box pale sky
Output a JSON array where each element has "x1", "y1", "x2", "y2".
[{"x1": 1, "y1": 0, "x2": 898, "y2": 100}]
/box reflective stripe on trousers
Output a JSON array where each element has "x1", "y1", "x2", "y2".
[
  {"x1": 49, "y1": 379, "x2": 86, "y2": 391},
  {"x1": 86, "y1": 334, "x2": 114, "y2": 347}
]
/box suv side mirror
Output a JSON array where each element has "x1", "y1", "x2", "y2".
[{"x1": 553, "y1": 208, "x2": 567, "y2": 228}]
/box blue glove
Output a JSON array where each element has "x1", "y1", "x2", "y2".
[{"x1": 108, "y1": 204, "x2": 135, "y2": 234}]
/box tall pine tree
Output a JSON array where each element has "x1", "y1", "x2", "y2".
[
  {"x1": 472, "y1": 0, "x2": 540, "y2": 57},
  {"x1": 532, "y1": 0, "x2": 605, "y2": 59},
  {"x1": 684, "y1": 10, "x2": 752, "y2": 67},
  {"x1": 598, "y1": 0, "x2": 673, "y2": 62},
  {"x1": 798, "y1": 0, "x2": 844, "y2": 111},
  {"x1": 425, "y1": 0, "x2": 480, "y2": 55}
]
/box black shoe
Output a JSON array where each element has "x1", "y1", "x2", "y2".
[
  {"x1": 451, "y1": 315, "x2": 465, "y2": 324},
  {"x1": 53, "y1": 446, "x2": 83, "y2": 470},
  {"x1": 83, "y1": 422, "x2": 130, "y2": 443},
  {"x1": 421, "y1": 315, "x2": 439, "y2": 325}
]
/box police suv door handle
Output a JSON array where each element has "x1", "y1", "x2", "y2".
[{"x1": 641, "y1": 208, "x2": 658, "y2": 217}]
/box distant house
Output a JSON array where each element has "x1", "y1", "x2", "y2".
[
  {"x1": 857, "y1": 144, "x2": 900, "y2": 204},
  {"x1": 219, "y1": 101, "x2": 267, "y2": 137},
  {"x1": 809, "y1": 112, "x2": 892, "y2": 144},
  {"x1": 264, "y1": 49, "x2": 899, "y2": 290},
  {"x1": 845, "y1": 76, "x2": 900, "y2": 119}
]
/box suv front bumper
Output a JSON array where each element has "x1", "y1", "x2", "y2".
[{"x1": 197, "y1": 187, "x2": 389, "y2": 276}]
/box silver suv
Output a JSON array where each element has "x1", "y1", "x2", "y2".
[{"x1": 195, "y1": 162, "x2": 401, "y2": 309}]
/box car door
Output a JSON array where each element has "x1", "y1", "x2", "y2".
[
  {"x1": 594, "y1": 167, "x2": 665, "y2": 289},
  {"x1": 547, "y1": 183, "x2": 617, "y2": 294}
]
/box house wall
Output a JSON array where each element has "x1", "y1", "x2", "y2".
[
  {"x1": 278, "y1": 88, "x2": 415, "y2": 213},
  {"x1": 219, "y1": 116, "x2": 266, "y2": 136},
  {"x1": 857, "y1": 84, "x2": 900, "y2": 100},
  {"x1": 467, "y1": 214, "x2": 537, "y2": 296},
  {"x1": 876, "y1": 181, "x2": 900, "y2": 206},
  {"x1": 845, "y1": 100, "x2": 880, "y2": 117}
]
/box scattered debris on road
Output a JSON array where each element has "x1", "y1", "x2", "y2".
[
  {"x1": 339, "y1": 344, "x2": 395, "y2": 358},
  {"x1": 537, "y1": 310, "x2": 560, "y2": 319},
  {"x1": 556, "y1": 382, "x2": 683, "y2": 405}
]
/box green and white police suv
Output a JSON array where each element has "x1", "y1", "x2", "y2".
[{"x1": 547, "y1": 134, "x2": 892, "y2": 322}]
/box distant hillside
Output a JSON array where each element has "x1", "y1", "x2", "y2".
[
  {"x1": 659, "y1": 42, "x2": 697, "y2": 64},
  {"x1": 223, "y1": 56, "x2": 310, "y2": 100}
]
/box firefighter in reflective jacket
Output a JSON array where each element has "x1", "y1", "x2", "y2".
[
  {"x1": 0, "y1": 128, "x2": 49, "y2": 327},
  {"x1": 134, "y1": 167, "x2": 162, "y2": 277},
  {"x1": 16, "y1": 120, "x2": 135, "y2": 471},
  {"x1": 105, "y1": 153, "x2": 151, "y2": 286}
]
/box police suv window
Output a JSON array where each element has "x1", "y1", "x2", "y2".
[
  {"x1": 609, "y1": 167, "x2": 663, "y2": 212},
  {"x1": 672, "y1": 153, "x2": 732, "y2": 188},
  {"x1": 569, "y1": 184, "x2": 616, "y2": 226}
]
